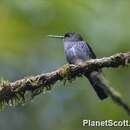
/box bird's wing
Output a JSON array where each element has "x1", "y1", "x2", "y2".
[
  {"x1": 86, "y1": 42, "x2": 96, "y2": 59},
  {"x1": 73, "y1": 41, "x2": 96, "y2": 60}
]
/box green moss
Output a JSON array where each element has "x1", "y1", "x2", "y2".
[
  {"x1": 59, "y1": 64, "x2": 74, "y2": 82},
  {"x1": 0, "y1": 64, "x2": 83, "y2": 111},
  {"x1": 0, "y1": 78, "x2": 26, "y2": 110},
  {"x1": 60, "y1": 64, "x2": 83, "y2": 87}
]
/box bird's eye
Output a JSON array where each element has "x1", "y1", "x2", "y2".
[{"x1": 65, "y1": 33, "x2": 70, "y2": 37}]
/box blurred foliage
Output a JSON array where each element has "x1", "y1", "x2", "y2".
[{"x1": 0, "y1": 0, "x2": 130, "y2": 130}]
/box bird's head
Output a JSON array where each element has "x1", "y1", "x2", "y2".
[
  {"x1": 48, "y1": 32, "x2": 83, "y2": 42},
  {"x1": 64, "y1": 32, "x2": 83, "y2": 42}
]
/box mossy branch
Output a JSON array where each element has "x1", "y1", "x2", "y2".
[{"x1": 0, "y1": 52, "x2": 130, "y2": 115}]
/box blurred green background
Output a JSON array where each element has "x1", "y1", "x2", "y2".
[{"x1": 0, "y1": 0, "x2": 130, "y2": 130}]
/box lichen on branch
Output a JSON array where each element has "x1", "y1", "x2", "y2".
[{"x1": 0, "y1": 52, "x2": 130, "y2": 115}]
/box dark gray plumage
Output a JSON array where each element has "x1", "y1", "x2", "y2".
[
  {"x1": 63, "y1": 32, "x2": 108, "y2": 100},
  {"x1": 63, "y1": 32, "x2": 96, "y2": 64}
]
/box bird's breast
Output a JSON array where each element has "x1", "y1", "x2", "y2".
[{"x1": 64, "y1": 41, "x2": 91, "y2": 64}]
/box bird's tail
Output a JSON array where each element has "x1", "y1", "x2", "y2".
[{"x1": 85, "y1": 71, "x2": 108, "y2": 100}]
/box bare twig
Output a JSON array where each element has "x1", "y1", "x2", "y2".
[{"x1": 0, "y1": 52, "x2": 130, "y2": 115}]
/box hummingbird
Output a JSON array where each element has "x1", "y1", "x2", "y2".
[{"x1": 48, "y1": 32, "x2": 108, "y2": 100}]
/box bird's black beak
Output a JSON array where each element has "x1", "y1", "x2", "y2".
[{"x1": 48, "y1": 35, "x2": 64, "y2": 39}]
